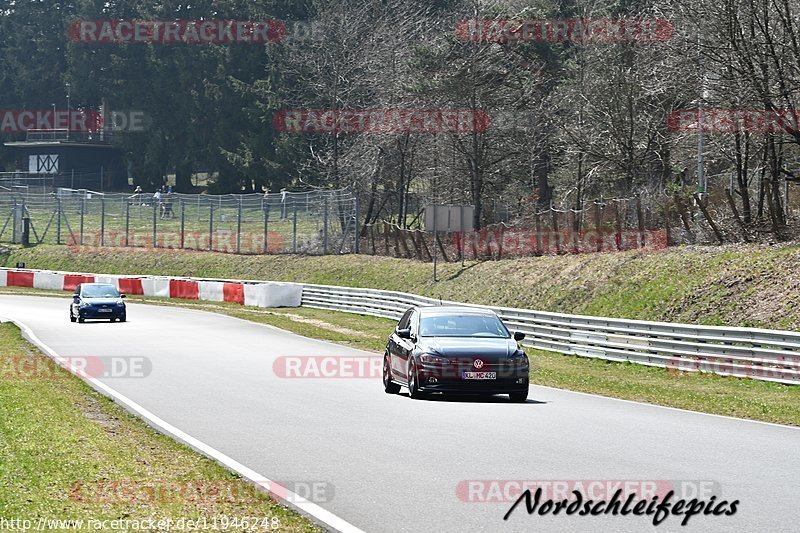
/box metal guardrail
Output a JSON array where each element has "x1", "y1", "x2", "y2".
[
  {"x1": 300, "y1": 284, "x2": 800, "y2": 385},
  {"x1": 3, "y1": 264, "x2": 798, "y2": 384}
]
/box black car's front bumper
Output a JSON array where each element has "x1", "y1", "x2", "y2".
[{"x1": 415, "y1": 362, "x2": 529, "y2": 394}]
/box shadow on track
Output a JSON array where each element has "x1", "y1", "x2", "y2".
[{"x1": 399, "y1": 392, "x2": 547, "y2": 405}]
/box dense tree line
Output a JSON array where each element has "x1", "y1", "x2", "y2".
[{"x1": 1, "y1": 0, "x2": 799, "y2": 232}]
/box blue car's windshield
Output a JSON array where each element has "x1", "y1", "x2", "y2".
[
  {"x1": 419, "y1": 314, "x2": 509, "y2": 338},
  {"x1": 81, "y1": 285, "x2": 120, "y2": 298}
]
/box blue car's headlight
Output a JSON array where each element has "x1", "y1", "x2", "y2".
[
  {"x1": 79, "y1": 301, "x2": 90, "y2": 308},
  {"x1": 116, "y1": 301, "x2": 125, "y2": 307}
]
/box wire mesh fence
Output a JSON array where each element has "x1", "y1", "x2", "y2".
[{"x1": 0, "y1": 187, "x2": 359, "y2": 255}]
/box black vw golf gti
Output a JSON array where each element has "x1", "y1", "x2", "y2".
[{"x1": 383, "y1": 306, "x2": 529, "y2": 401}]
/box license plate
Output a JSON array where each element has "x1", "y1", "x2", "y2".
[
  {"x1": 462, "y1": 372, "x2": 496, "y2": 380},
  {"x1": 98, "y1": 308, "x2": 113, "y2": 313}
]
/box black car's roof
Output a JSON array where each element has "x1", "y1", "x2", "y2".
[{"x1": 416, "y1": 305, "x2": 497, "y2": 317}]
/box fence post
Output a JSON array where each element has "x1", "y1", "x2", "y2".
[
  {"x1": 100, "y1": 197, "x2": 105, "y2": 247},
  {"x1": 593, "y1": 199, "x2": 601, "y2": 252},
  {"x1": 56, "y1": 196, "x2": 62, "y2": 245},
  {"x1": 636, "y1": 197, "x2": 645, "y2": 247},
  {"x1": 209, "y1": 203, "x2": 214, "y2": 251},
  {"x1": 263, "y1": 199, "x2": 270, "y2": 254},
  {"x1": 152, "y1": 200, "x2": 157, "y2": 248},
  {"x1": 80, "y1": 194, "x2": 85, "y2": 245},
  {"x1": 180, "y1": 200, "x2": 185, "y2": 249},
  {"x1": 354, "y1": 193, "x2": 360, "y2": 254},
  {"x1": 323, "y1": 196, "x2": 329, "y2": 255},
  {"x1": 236, "y1": 196, "x2": 242, "y2": 254},
  {"x1": 551, "y1": 209, "x2": 559, "y2": 254},
  {"x1": 125, "y1": 201, "x2": 130, "y2": 246},
  {"x1": 292, "y1": 200, "x2": 298, "y2": 253},
  {"x1": 11, "y1": 197, "x2": 18, "y2": 244}
]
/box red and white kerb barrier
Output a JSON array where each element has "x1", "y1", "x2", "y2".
[{"x1": 0, "y1": 268, "x2": 302, "y2": 308}]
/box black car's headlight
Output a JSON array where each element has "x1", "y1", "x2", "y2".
[
  {"x1": 508, "y1": 352, "x2": 529, "y2": 365},
  {"x1": 420, "y1": 354, "x2": 450, "y2": 365}
]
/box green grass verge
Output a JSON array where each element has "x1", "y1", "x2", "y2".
[
  {"x1": 0, "y1": 319, "x2": 320, "y2": 531},
  {"x1": 3, "y1": 286, "x2": 797, "y2": 427},
  {"x1": 4, "y1": 242, "x2": 800, "y2": 330}
]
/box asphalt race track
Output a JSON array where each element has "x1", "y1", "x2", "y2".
[{"x1": 1, "y1": 295, "x2": 798, "y2": 533}]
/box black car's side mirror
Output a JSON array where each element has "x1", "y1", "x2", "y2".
[
  {"x1": 513, "y1": 331, "x2": 526, "y2": 342},
  {"x1": 72, "y1": 295, "x2": 80, "y2": 302},
  {"x1": 396, "y1": 328, "x2": 412, "y2": 340},
  {"x1": 120, "y1": 294, "x2": 126, "y2": 298}
]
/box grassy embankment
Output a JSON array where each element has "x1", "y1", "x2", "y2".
[{"x1": 0, "y1": 321, "x2": 320, "y2": 530}]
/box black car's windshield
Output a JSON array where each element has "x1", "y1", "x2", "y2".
[
  {"x1": 419, "y1": 314, "x2": 509, "y2": 338},
  {"x1": 80, "y1": 285, "x2": 120, "y2": 298}
]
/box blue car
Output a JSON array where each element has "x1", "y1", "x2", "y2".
[{"x1": 70, "y1": 283, "x2": 127, "y2": 323}]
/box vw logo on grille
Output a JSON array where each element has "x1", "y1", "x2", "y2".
[{"x1": 473, "y1": 359, "x2": 484, "y2": 369}]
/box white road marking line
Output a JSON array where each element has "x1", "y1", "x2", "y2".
[{"x1": 0, "y1": 315, "x2": 367, "y2": 533}]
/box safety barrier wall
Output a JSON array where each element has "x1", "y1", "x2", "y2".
[
  {"x1": 2, "y1": 268, "x2": 798, "y2": 384},
  {"x1": 0, "y1": 268, "x2": 302, "y2": 309}
]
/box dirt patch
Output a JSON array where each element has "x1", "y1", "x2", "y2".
[
  {"x1": 77, "y1": 392, "x2": 121, "y2": 433},
  {"x1": 138, "y1": 298, "x2": 379, "y2": 339}
]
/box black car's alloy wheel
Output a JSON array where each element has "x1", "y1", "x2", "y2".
[
  {"x1": 383, "y1": 354, "x2": 400, "y2": 394},
  {"x1": 407, "y1": 360, "x2": 425, "y2": 400}
]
